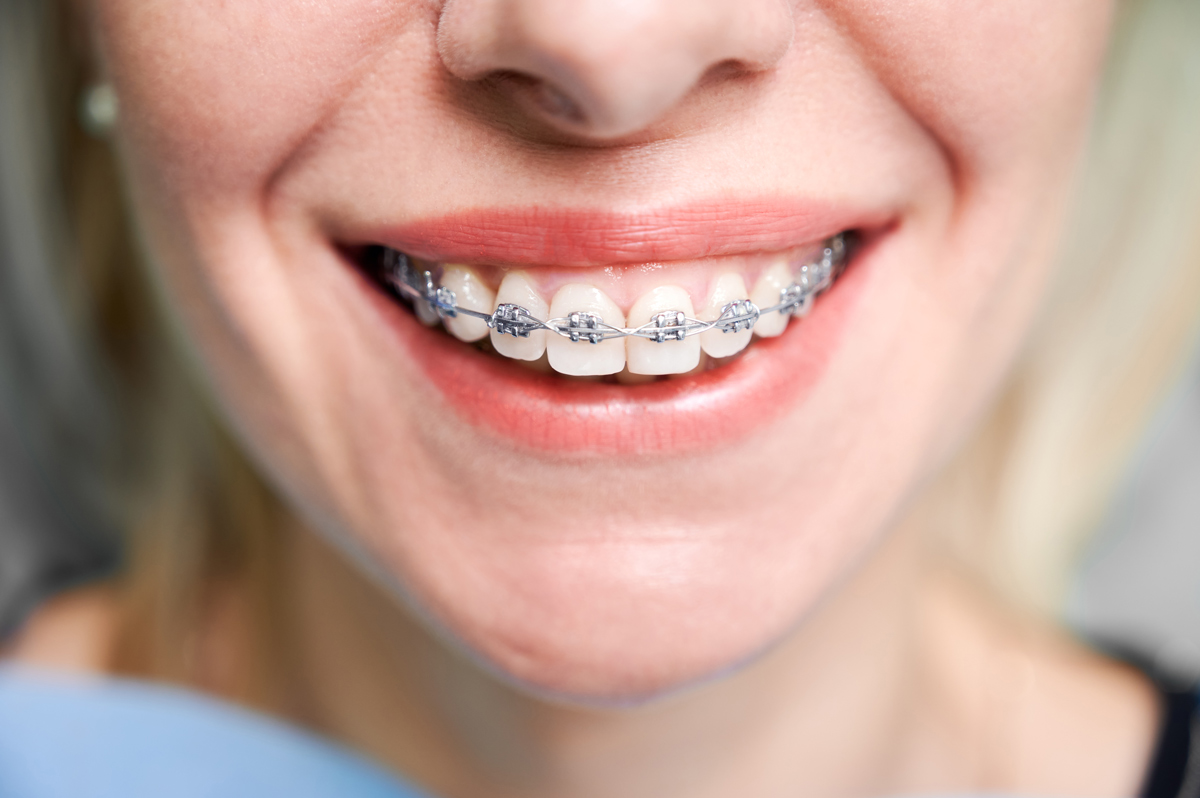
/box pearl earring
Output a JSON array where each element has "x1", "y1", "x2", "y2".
[{"x1": 79, "y1": 83, "x2": 118, "y2": 137}]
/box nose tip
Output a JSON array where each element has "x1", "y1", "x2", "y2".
[{"x1": 437, "y1": 0, "x2": 795, "y2": 140}]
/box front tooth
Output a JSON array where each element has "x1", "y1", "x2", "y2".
[
  {"x1": 749, "y1": 258, "x2": 793, "y2": 338},
  {"x1": 441, "y1": 265, "x2": 495, "y2": 342},
  {"x1": 490, "y1": 271, "x2": 549, "y2": 361},
  {"x1": 697, "y1": 273, "x2": 753, "y2": 358},
  {"x1": 625, "y1": 286, "x2": 700, "y2": 375},
  {"x1": 547, "y1": 284, "x2": 626, "y2": 376}
]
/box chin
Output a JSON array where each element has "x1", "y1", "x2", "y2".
[
  {"x1": 174, "y1": 209, "x2": 959, "y2": 704},
  {"x1": 372, "y1": 511, "x2": 853, "y2": 704},
  {"x1": 284, "y1": 217, "x2": 885, "y2": 702}
]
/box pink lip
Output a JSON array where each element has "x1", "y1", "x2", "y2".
[
  {"x1": 386, "y1": 270, "x2": 862, "y2": 455},
  {"x1": 363, "y1": 199, "x2": 887, "y2": 266},
  {"x1": 351, "y1": 203, "x2": 887, "y2": 455}
]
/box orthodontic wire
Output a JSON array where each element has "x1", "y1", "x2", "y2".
[{"x1": 380, "y1": 233, "x2": 847, "y2": 343}]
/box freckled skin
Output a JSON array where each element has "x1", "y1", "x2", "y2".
[{"x1": 91, "y1": 0, "x2": 1113, "y2": 702}]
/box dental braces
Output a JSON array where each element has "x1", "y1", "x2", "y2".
[{"x1": 380, "y1": 233, "x2": 847, "y2": 343}]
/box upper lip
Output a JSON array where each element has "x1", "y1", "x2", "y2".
[{"x1": 355, "y1": 199, "x2": 890, "y2": 267}]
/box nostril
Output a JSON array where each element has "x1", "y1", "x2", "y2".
[
  {"x1": 533, "y1": 81, "x2": 585, "y2": 125},
  {"x1": 488, "y1": 71, "x2": 588, "y2": 126},
  {"x1": 438, "y1": 0, "x2": 796, "y2": 140},
  {"x1": 706, "y1": 58, "x2": 756, "y2": 81}
]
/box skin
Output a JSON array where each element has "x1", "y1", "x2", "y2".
[{"x1": 15, "y1": 0, "x2": 1161, "y2": 794}]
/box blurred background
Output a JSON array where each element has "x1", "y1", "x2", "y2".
[{"x1": 1066, "y1": 339, "x2": 1200, "y2": 683}]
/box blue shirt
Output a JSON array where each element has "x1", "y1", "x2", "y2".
[
  {"x1": 0, "y1": 665, "x2": 1109, "y2": 797},
  {"x1": 0, "y1": 666, "x2": 427, "y2": 798}
]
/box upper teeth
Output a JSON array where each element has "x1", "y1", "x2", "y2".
[
  {"x1": 380, "y1": 234, "x2": 847, "y2": 376},
  {"x1": 626, "y1": 285, "x2": 699, "y2": 376}
]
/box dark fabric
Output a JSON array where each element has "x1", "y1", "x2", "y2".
[
  {"x1": 1141, "y1": 685, "x2": 1199, "y2": 798},
  {"x1": 0, "y1": 404, "x2": 119, "y2": 639}
]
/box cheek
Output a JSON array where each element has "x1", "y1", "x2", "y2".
[
  {"x1": 830, "y1": 0, "x2": 1113, "y2": 173},
  {"x1": 88, "y1": 0, "x2": 436, "y2": 518},
  {"x1": 92, "y1": 0, "x2": 410, "y2": 198}
]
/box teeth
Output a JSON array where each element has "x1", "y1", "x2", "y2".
[
  {"x1": 697, "y1": 273, "x2": 753, "y2": 358},
  {"x1": 490, "y1": 271, "x2": 549, "y2": 361},
  {"x1": 384, "y1": 234, "x2": 847, "y2": 373},
  {"x1": 547, "y1": 284, "x2": 626, "y2": 376},
  {"x1": 616, "y1": 366, "x2": 657, "y2": 385},
  {"x1": 441, "y1": 265, "x2": 496, "y2": 342},
  {"x1": 749, "y1": 258, "x2": 793, "y2": 338},
  {"x1": 672, "y1": 349, "x2": 710, "y2": 379},
  {"x1": 625, "y1": 286, "x2": 700, "y2": 375},
  {"x1": 414, "y1": 296, "x2": 441, "y2": 327}
]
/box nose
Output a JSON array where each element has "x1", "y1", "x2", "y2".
[{"x1": 437, "y1": 0, "x2": 795, "y2": 140}]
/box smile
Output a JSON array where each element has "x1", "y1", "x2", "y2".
[
  {"x1": 359, "y1": 232, "x2": 852, "y2": 380},
  {"x1": 341, "y1": 203, "x2": 886, "y2": 453}
]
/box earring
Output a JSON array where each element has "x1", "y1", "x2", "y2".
[{"x1": 79, "y1": 83, "x2": 118, "y2": 137}]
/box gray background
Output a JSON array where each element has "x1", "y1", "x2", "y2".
[{"x1": 1067, "y1": 339, "x2": 1200, "y2": 683}]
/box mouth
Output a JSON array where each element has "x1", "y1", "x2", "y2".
[
  {"x1": 343, "y1": 205, "x2": 881, "y2": 454},
  {"x1": 355, "y1": 231, "x2": 852, "y2": 376}
]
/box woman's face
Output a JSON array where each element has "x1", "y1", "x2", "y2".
[{"x1": 90, "y1": 0, "x2": 1111, "y2": 700}]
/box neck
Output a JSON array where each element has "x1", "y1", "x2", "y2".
[
  {"x1": 279, "y1": 516, "x2": 988, "y2": 798},
  {"x1": 4, "y1": 494, "x2": 1157, "y2": 795}
]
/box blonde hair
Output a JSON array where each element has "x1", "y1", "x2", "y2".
[
  {"x1": 2, "y1": 0, "x2": 288, "y2": 706},
  {"x1": 1, "y1": 0, "x2": 1198, "y2": 703},
  {"x1": 933, "y1": 0, "x2": 1200, "y2": 612}
]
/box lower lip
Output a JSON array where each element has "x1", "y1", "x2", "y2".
[{"x1": 360, "y1": 248, "x2": 872, "y2": 456}]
